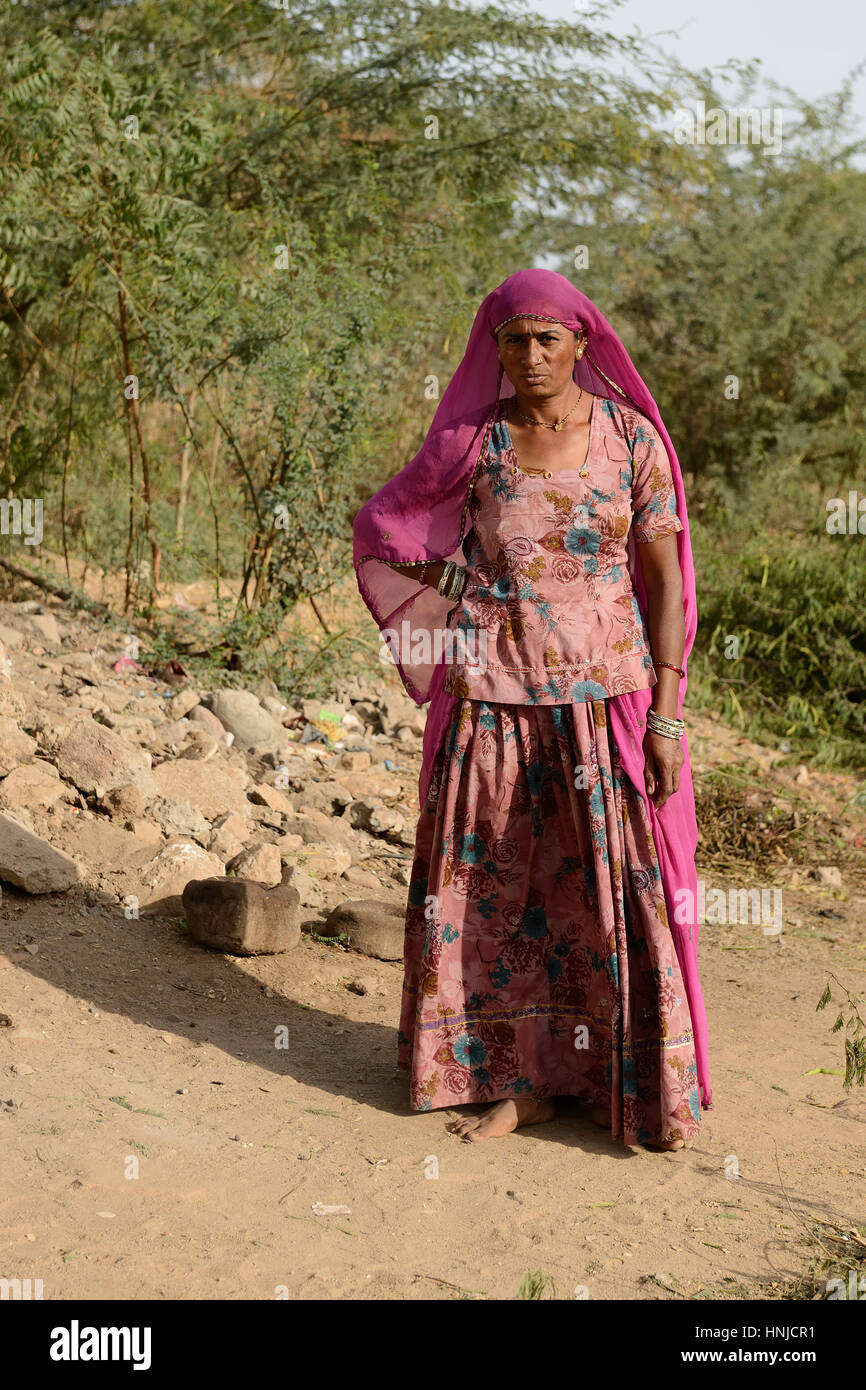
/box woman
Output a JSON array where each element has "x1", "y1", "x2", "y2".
[{"x1": 353, "y1": 269, "x2": 712, "y2": 1151}]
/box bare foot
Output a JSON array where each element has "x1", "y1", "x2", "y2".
[
  {"x1": 447, "y1": 1096, "x2": 556, "y2": 1141},
  {"x1": 590, "y1": 1103, "x2": 688, "y2": 1150}
]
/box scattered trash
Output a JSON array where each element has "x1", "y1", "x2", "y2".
[{"x1": 311, "y1": 1202, "x2": 351, "y2": 1217}]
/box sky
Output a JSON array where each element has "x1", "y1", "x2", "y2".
[{"x1": 532, "y1": 0, "x2": 866, "y2": 134}]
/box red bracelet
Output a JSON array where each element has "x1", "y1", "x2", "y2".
[{"x1": 654, "y1": 660, "x2": 685, "y2": 678}]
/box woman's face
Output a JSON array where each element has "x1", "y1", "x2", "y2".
[{"x1": 496, "y1": 317, "x2": 584, "y2": 399}]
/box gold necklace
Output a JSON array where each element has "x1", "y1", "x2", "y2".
[{"x1": 513, "y1": 386, "x2": 584, "y2": 432}]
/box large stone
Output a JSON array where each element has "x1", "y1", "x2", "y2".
[
  {"x1": 228, "y1": 842, "x2": 282, "y2": 887},
  {"x1": 0, "y1": 761, "x2": 70, "y2": 811},
  {"x1": 378, "y1": 689, "x2": 419, "y2": 736},
  {"x1": 347, "y1": 798, "x2": 405, "y2": 838},
  {"x1": 169, "y1": 688, "x2": 200, "y2": 720},
  {"x1": 23, "y1": 612, "x2": 62, "y2": 648},
  {"x1": 99, "y1": 783, "x2": 146, "y2": 820},
  {"x1": 320, "y1": 899, "x2": 405, "y2": 960},
  {"x1": 146, "y1": 795, "x2": 210, "y2": 842},
  {"x1": 187, "y1": 705, "x2": 227, "y2": 739},
  {"x1": 137, "y1": 840, "x2": 225, "y2": 915},
  {"x1": 281, "y1": 808, "x2": 355, "y2": 852},
  {"x1": 150, "y1": 759, "x2": 248, "y2": 820},
  {"x1": 0, "y1": 622, "x2": 25, "y2": 650},
  {"x1": 287, "y1": 844, "x2": 352, "y2": 877},
  {"x1": 207, "y1": 690, "x2": 282, "y2": 750},
  {"x1": 334, "y1": 768, "x2": 404, "y2": 803},
  {"x1": 182, "y1": 876, "x2": 301, "y2": 955},
  {"x1": 0, "y1": 716, "x2": 36, "y2": 776},
  {"x1": 341, "y1": 865, "x2": 383, "y2": 892},
  {"x1": 0, "y1": 812, "x2": 83, "y2": 893},
  {"x1": 248, "y1": 783, "x2": 293, "y2": 814},
  {"x1": 50, "y1": 719, "x2": 153, "y2": 795},
  {"x1": 209, "y1": 812, "x2": 253, "y2": 860}
]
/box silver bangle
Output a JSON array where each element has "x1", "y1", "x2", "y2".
[
  {"x1": 437, "y1": 561, "x2": 455, "y2": 596},
  {"x1": 646, "y1": 709, "x2": 685, "y2": 740}
]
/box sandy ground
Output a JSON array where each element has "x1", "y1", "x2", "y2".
[
  {"x1": 1, "y1": 563, "x2": 864, "y2": 1300},
  {"x1": 2, "y1": 838, "x2": 864, "y2": 1302}
]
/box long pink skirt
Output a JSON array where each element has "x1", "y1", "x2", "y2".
[{"x1": 398, "y1": 698, "x2": 701, "y2": 1147}]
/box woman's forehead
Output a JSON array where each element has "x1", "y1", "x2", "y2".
[{"x1": 496, "y1": 315, "x2": 567, "y2": 336}]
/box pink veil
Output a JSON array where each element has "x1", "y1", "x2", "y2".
[{"x1": 353, "y1": 268, "x2": 712, "y2": 1110}]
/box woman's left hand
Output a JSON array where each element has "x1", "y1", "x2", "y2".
[{"x1": 643, "y1": 729, "x2": 684, "y2": 810}]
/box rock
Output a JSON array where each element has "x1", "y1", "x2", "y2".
[
  {"x1": 378, "y1": 689, "x2": 418, "y2": 737},
  {"x1": 182, "y1": 876, "x2": 301, "y2": 955},
  {"x1": 290, "y1": 865, "x2": 326, "y2": 909},
  {"x1": 339, "y1": 750, "x2": 371, "y2": 772},
  {"x1": 0, "y1": 688, "x2": 27, "y2": 721},
  {"x1": 169, "y1": 688, "x2": 200, "y2": 719},
  {"x1": 0, "y1": 623, "x2": 25, "y2": 650},
  {"x1": 227, "y1": 842, "x2": 282, "y2": 887},
  {"x1": 123, "y1": 818, "x2": 163, "y2": 847},
  {"x1": 151, "y1": 718, "x2": 196, "y2": 747},
  {"x1": 275, "y1": 832, "x2": 303, "y2": 852},
  {"x1": 0, "y1": 761, "x2": 70, "y2": 811},
  {"x1": 178, "y1": 738, "x2": 220, "y2": 764},
  {"x1": 207, "y1": 690, "x2": 282, "y2": 750},
  {"x1": 342, "y1": 865, "x2": 382, "y2": 892},
  {"x1": 301, "y1": 698, "x2": 347, "y2": 726},
  {"x1": 0, "y1": 717, "x2": 37, "y2": 776},
  {"x1": 101, "y1": 715, "x2": 156, "y2": 745},
  {"x1": 287, "y1": 845, "x2": 351, "y2": 877},
  {"x1": 99, "y1": 784, "x2": 146, "y2": 820},
  {"x1": 188, "y1": 705, "x2": 227, "y2": 739},
  {"x1": 347, "y1": 798, "x2": 405, "y2": 838},
  {"x1": 334, "y1": 769, "x2": 404, "y2": 802},
  {"x1": 0, "y1": 813, "x2": 83, "y2": 893},
  {"x1": 150, "y1": 759, "x2": 248, "y2": 820},
  {"x1": 281, "y1": 808, "x2": 355, "y2": 851},
  {"x1": 49, "y1": 719, "x2": 153, "y2": 795},
  {"x1": 23, "y1": 612, "x2": 62, "y2": 648},
  {"x1": 146, "y1": 796, "x2": 210, "y2": 841},
  {"x1": 138, "y1": 840, "x2": 225, "y2": 915},
  {"x1": 261, "y1": 696, "x2": 289, "y2": 722},
  {"x1": 248, "y1": 783, "x2": 292, "y2": 814},
  {"x1": 812, "y1": 865, "x2": 843, "y2": 888},
  {"x1": 320, "y1": 899, "x2": 405, "y2": 960},
  {"x1": 209, "y1": 813, "x2": 252, "y2": 861}
]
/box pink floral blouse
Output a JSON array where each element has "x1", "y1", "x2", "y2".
[{"x1": 441, "y1": 395, "x2": 684, "y2": 704}]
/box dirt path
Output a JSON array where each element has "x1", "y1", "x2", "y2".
[{"x1": 2, "y1": 856, "x2": 864, "y2": 1301}]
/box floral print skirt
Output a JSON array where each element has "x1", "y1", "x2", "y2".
[{"x1": 398, "y1": 698, "x2": 701, "y2": 1147}]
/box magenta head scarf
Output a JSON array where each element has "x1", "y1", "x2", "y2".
[{"x1": 353, "y1": 268, "x2": 712, "y2": 1110}]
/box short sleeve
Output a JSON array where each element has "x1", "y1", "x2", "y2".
[{"x1": 629, "y1": 420, "x2": 684, "y2": 544}]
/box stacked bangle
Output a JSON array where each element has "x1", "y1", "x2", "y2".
[
  {"x1": 646, "y1": 709, "x2": 685, "y2": 741},
  {"x1": 654, "y1": 660, "x2": 685, "y2": 678},
  {"x1": 436, "y1": 560, "x2": 467, "y2": 601}
]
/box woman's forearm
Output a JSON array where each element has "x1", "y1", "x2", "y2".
[
  {"x1": 386, "y1": 560, "x2": 449, "y2": 590},
  {"x1": 644, "y1": 579, "x2": 685, "y2": 720}
]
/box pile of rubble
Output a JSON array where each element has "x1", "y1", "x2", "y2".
[{"x1": 0, "y1": 598, "x2": 426, "y2": 961}]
